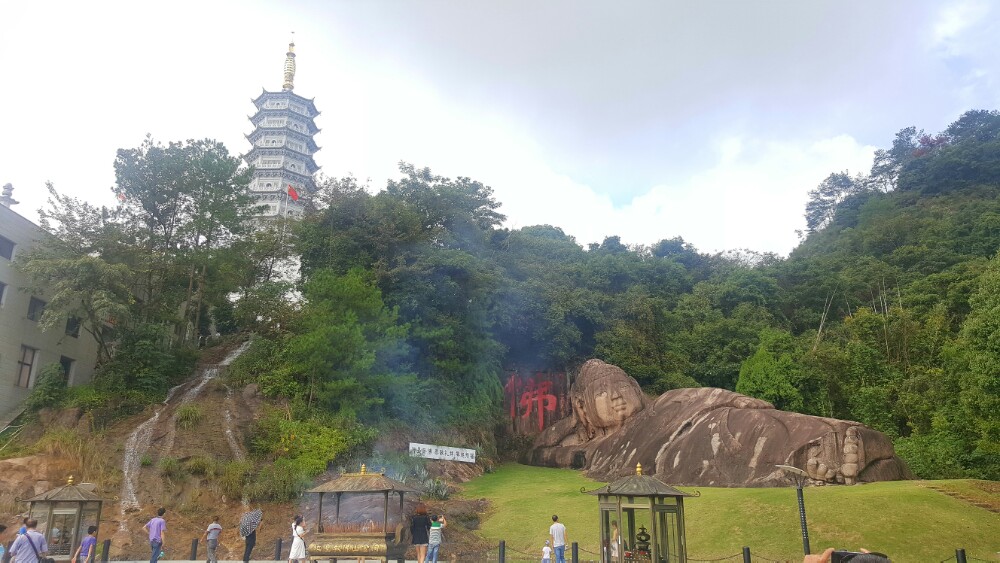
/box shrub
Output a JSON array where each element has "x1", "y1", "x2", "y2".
[
  {"x1": 249, "y1": 410, "x2": 375, "y2": 476},
  {"x1": 24, "y1": 363, "x2": 68, "y2": 411},
  {"x1": 158, "y1": 457, "x2": 185, "y2": 480},
  {"x1": 96, "y1": 323, "x2": 199, "y2": 396},
  {"x1": 140, "y1": 454, "x2": 153, "y2": 467},
  {"x1": 226, "y1": 338, "x2": 283, "y2": 387},
  {"x1": 65, "y1": 386, "x2": 156, "y2": 429},
  {"x1": 422, "y1": 478, "x2": 451, "y2": 500},
  {"x1": 185, "y1": 455, "x2": 216, "y2": 476},
  {"x1": 245, "y1": 460, "x2": 311, "y2": 501},
  {"x1": 895, "y1": 430, "x2": 969, "y2": 479},
  {"x1": 218, "y1": 460, "x2": 253, "y2": 501},
  {"x1": 176, "y1": 405, "x2": 202, "y2": 430}
]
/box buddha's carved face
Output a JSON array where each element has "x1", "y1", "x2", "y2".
[
  {"x1": 591, "y1": 378, "x2": 643, "y2": 426},
  {"x1": 573, "y1": 361, "x2": 645, "y2": 434}
]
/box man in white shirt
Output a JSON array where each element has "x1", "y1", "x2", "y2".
[
  {"x1": 8, "y1": 519, "x2": 48, "y2": 563},
  {"x1": 549, "y1": 515, "x2": 567, "y2": 563}
]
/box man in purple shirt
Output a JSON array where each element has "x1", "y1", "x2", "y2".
[
  {"x1": 73, "y1": 526, "x2": 98, "y2": 563},
  {"x1": 143, "y1": 508, "x2": 167, "y2": 563},
  {"x1": 8, "y1": 519, "x2": 48, "y2": 563}
]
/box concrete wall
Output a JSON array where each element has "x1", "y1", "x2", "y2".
[{"x1": 0, "y1": 204, "x2": 100, "y2": 423}]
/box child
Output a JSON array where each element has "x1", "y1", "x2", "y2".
[
  {"x1": 427, "y1": 514, "x2": 446, "y2": 563},
  {"x1": 204, "y1": 516, "x2": 223, "y2": 563},
  {"x1": 73, "y1": 526, "x2": 98, "y2": 563},
  {"x1": 542, "y1": 539, "x2": 552, "y2": 563}
]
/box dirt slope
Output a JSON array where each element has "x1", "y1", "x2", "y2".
[{"x1": 1, "y1": 342, "x2": 491, "y2": 561}]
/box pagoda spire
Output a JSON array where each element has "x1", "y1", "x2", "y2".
[
  {"x1": 245, "y1": 32, "x2": 320, "y2": 222},
  {"x1": 282, "y1": 34, "x2": 296, "y2": 91}
]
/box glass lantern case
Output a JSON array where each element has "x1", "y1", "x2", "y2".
[
  {"x1": 23, "y1": 476, "x2": 103, "y2": 561},
  {"x1": 587, "y1": 463, "x2": 692, "y2": 563}
]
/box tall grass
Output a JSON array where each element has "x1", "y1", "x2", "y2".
[
  {"x1": 176, "y1": 405, "x2": 203, "y2": 430},
  {"x1": 33, "y1": 427, "x2": 112, "y2": 488}
]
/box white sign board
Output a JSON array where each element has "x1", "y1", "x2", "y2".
[{"x1": 408, "y1": 442, "x2": 477, "y2": 463}]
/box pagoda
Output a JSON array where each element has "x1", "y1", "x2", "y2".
[{"x1": 245, "y1": 40, "x2": 321, "y2": 219}]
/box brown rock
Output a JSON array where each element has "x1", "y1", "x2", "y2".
[{"x1": 527, "y1": 360, "x2": 912, "y2": 486}]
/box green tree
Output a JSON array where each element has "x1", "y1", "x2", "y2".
[
  {"x1": 113, "y1": 137, "x2": 255, "y2": 334},
  {"x1": 955, "y1": 253, "x2": 1000, "y2": 474},
  {"x1": 16, "y1": 184, "x2": 133, "y2": 363},
  {"x1": 284, "y1": 269, "x2": 411, "y2": 419},
  {"x1": 735, "y1": 329, "x2": 804, "y2": 411},
  {"x1": 805, "y1": 171, "x2": 860, "y2": 232}
]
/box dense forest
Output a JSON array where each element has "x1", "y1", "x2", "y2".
[{"x1": 17, "y1": 110, "x2": 1000, "y2": 494}]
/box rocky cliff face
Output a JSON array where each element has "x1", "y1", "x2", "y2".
[{"x1": 525, "y1": 359, "x2": 912, "y2": 486}]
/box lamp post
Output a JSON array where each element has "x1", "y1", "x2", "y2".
[{"x1": 776, "y1": 464, "x2": 811, "y2": 555}]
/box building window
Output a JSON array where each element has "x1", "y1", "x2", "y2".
[
  {"x1": 66, "y1": 316, "x2": 81, "y2": 338},
  {"x1": 17, "y1": 345, "x2": 37, "y2": 387},
  {"x1": 27, "y1": 297, "x2": 46, "y2": 321},
  {"x1": 59, "y1": 356, "x2": 75, "y2": 382},
  {"x1": 0, "y1": 235, "x2": 14, "y2": 260}
]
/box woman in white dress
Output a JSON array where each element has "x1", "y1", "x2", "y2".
[{"x1": 289, "y1": 515, "x2": 307, "y2": 563}]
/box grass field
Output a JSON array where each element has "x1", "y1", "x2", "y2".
[{"x1": 458, "y1": 463, "x2": 1000, "y2": 562}]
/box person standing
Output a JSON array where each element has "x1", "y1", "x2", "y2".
[
  {"x1": 239, "y1": 508, "x2": 263, "y2": 563},
  {"x1": 0, "y1": 524, "x2": 7, "y2": 563},
  {"x1": 541, "y1": 540, "x2": 552, "y2": 563},
  {"x1": 426, "y1": 514, "x2": 446, "y2": 563},
  {"x1": 72, "y1": 526, "x2": 98, "y2": 563},
  {"x1": 409, "y1": 503, "x2": 431, "y2": 563},
  {"x1": 143, "y1": 508, "x2": 167, "y2": 563},
  {"x1": 610, "y1": 520, "x2": 620, "y2": 559},
  {"x1": 288, "y1": 515, "x2": 306, "y2": 563},
  {"x1": 204, "y1": 516, "x2": 222, "y2": 563},
  {"x1": 549, "y1": 515, "x2": 567, "y2": 563},
  {"x1": 8, "y1": 519, "x2": 48, "y2": 563}
]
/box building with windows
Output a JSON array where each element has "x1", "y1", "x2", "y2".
[
  {"x1": 245, "y1": 41, "x2": 321, "y2": 219},
  {"x1": 0, "y1": 185, "x2": 99, "y2": 425}
]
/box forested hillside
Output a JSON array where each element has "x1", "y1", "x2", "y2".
[
  {"x1": 14, "y1": 111, "x2": 999, "y2": 496},
  {"x1": 280, "y1": 110, "x2": 1000, "y2": 480}
]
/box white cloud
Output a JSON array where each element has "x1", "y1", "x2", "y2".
[
  {"x1": 0, "y1": 1, "x2": 965, "y2": 259},
  {"x1": 384, "y1": 99, "x2": 877, "y2": 255},
  {"x1": 544, "y1": 134, "x2": 876, "y2": 255},
  {"x1": 932, "y1": 0, "x2": 989, "y2": 53}
]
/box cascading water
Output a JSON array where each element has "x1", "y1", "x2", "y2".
[
  {"x1": 223, "y1": 386, "x2": 245, "y2": 461},
  {"x1": 118, "y1": 340, "x2": 252, "y2": 530}
]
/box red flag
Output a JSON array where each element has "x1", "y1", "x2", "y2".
[{"x1": 287, "y1": 184, "x2": 300, "y2": 201}]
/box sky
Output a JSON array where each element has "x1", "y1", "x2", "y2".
[{"x1": 1, "y1": 1, "x2": 998, "y2": 255}]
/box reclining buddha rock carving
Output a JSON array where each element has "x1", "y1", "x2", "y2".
[{"x1": 527, "y1": 359, "x2": 911, "y2": 486}]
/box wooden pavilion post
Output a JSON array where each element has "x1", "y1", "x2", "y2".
[
  {"x1": 318, "y1": 493, "x2": 325, "y2": 533},
  {"x1": 382, "y1": 491, "x2": 389, "y2": 534}
]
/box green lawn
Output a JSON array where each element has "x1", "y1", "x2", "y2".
[{"x1": 458, "y1": 463, "x2": 1000, "y2": 562}]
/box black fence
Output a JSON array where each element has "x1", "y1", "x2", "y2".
[{"x1": 4, "y1": 538, "x2": 990, "y2": 563}]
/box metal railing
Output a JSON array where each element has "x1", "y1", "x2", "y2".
[{"x1": 9, "y1": 537, "x2": 987, "y2": 563}]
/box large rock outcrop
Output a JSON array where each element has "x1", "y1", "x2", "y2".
[{"x1": 525, "y1": 359, "x2": 912, "y2": 486}]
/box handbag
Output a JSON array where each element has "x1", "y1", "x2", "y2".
[{"x1": 24, "y1": 532, "x2": 56, "y2": 563}]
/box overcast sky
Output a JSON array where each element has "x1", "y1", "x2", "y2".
[{"x1": 1, "y1": 1, "x2": 997, "y2": 254}]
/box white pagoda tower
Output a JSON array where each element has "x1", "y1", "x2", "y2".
[{"x1": 245, "y1": 41, "x2": 320, "y2": 218}]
